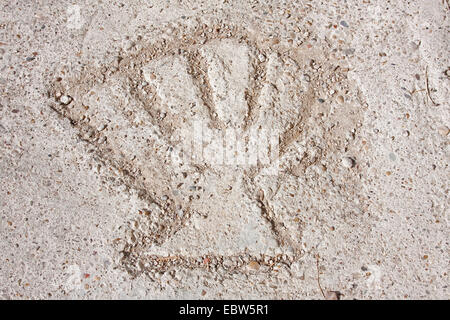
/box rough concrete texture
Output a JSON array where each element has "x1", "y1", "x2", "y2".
[{"x1": 0, "y1": 1, "x2": 448, "y2": 299}]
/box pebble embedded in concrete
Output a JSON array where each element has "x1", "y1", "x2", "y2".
[
  {"x1": 341, "y1": 156, "x2": 356, "y2": 168},
  {"x1": 437, "y1": 126, "x2": 449, "y2": 137},
  {"x1": 59, "y1": 95, "x2": 72, "y2": 105},
  {"x1": 247, "y1": 261, "x2": 260, "y2": 271}
]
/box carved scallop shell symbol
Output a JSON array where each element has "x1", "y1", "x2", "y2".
[{"x1": 50, "y1": 26, "x2": 364, "y2": 277}]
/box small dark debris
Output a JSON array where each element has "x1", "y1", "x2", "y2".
[{"x1": 340, "y1": 21, "x2": 349, "y2": 28}]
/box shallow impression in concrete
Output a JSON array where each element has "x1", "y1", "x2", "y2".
[{"x1": 0, "y1": 1, "x2": 448, "y2": 299}]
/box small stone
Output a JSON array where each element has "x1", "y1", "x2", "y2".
[
  {"x1": 346, "y1": 131, "x2": 355, "y2": 140},
  {"x1": 445, "y1": 69, "x2": 450, "y2": 78},
  {"x1": 59, "y1": 95, "x2": 72, "y2": 105},
  {"x1": 325, "y1": 291, "x2": 341, "y2": 300},
  {"x1": 341, "y1": 157, "x2": 355, "y2": 168},
  {"x1": 336, "y1": 95, "x2": 344, "y2": 104},
  {"x1": 124, "y1": 40, "x2": 135, "y2": 51},
  {"x1": 340, "y1": 21, "x2": 349, "y2": 28},
  {"x1": 437, "y1": 126, "x2": 449, "y2": 136},
  {"x1": 223, "y1": 258, "x2": 234, "y2": 269},
  {"x1": 247, "y1": 261, "x2": 260, "y2": 271}
]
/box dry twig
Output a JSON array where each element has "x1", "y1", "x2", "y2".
[{"x1": 425, "y1": 66, "x2": 440, "y2": 106}]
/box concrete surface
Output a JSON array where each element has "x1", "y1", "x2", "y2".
[{"x1": 0, "y1": 0, "x2": 448, "y2": 299}]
